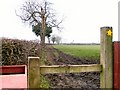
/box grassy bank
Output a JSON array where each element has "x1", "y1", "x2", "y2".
[{"x1": 53, "y1": 45, "x2": 100, "y2": 60}]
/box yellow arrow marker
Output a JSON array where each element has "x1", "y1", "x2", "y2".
[{"x1": 107, "y1": 29, "x2": 112, "y2": 36}]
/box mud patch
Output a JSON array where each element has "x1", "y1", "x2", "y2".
[{"x1": 45, "y1": 45, "x2": 100, "y2": 89}]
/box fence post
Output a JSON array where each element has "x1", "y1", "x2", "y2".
[
  {"x1": 100, "y1": 27, "x2": 113, "y2": 88},
  {"x1": 28, "y1": 57, "x2": 40, "y2": 88}
]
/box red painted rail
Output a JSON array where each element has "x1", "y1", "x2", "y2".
[
  {"x1": 0, "y1": 65, "x2": 25, "y2": 75},
  {"x1": 114, "y1": 42, "x2": 120, "y2": 90},
  {"x1": 0, "y1": 65, "x2": 27, "y2": 89}
]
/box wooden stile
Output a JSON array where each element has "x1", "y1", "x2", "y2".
[{"x1": 28, "y1": 26, "x2": 114, "y2": 89}]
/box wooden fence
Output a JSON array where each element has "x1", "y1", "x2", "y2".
[{"x1": 28, "y1": 27, "x2": 113, "y2": 88}]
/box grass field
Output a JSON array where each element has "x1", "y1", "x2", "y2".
[{"x1": 53, "y1": 45, "x2": 100, "y2": 60}]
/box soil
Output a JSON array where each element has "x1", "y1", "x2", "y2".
[{"x1": 43, "y1": 45, "x2": 100, "y2": 89}]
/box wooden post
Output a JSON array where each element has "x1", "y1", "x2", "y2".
[
  {"x1": 100, "y1": 27, "x2": 113, "y2": 88},
  {"x1": 28, "y1": 57, "x2": 40, "y2": 88}
]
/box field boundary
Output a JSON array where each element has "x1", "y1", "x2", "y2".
[{"x1": 28, "y1": 27, "x2": 113, "y2": 88}]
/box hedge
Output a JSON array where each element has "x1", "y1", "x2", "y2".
[{"x1": 2, "y1": 38, "x2": 40, "y2": 65}]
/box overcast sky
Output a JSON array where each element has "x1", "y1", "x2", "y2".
[{"x1": 0, "y1": 0, "x2": 119, "y2": 43}]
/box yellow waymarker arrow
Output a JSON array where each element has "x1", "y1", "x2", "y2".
[{"x1": 107, "y1": 29, "x2": 112, "y2": 36}]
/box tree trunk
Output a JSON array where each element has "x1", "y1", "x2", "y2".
[
  {"x1": 48, "y1": 37, "x2": 50, "y2": 44},
  {"x1": 40, "y1": 8, "x2": 46, "y2": 47},
  {"x1": 39, "y1": 8, "x2": 47, "y2": 65}
]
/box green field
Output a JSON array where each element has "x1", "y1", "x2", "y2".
[{"x1": 53, "y1": 45, "x2": 100, "y2": 60}]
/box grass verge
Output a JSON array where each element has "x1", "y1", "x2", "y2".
[{"x1": 53, "y1": 45, "x2": 100, "y2": 60}]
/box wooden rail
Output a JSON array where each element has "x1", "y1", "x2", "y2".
[
  {"x1": 28, "y1": 27, "x2": 113, "y2": 89},
  {"x1": 40, "y1": 64, "x2": 102, "y2": 74}
]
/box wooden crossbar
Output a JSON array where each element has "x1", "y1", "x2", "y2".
[{"x1": 40, "y1": 64, "x2": 102, "y2": 74}]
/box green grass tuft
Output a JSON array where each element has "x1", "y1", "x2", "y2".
[{"x1": 40, "y1": 74, "x2": 50, "y2": 88}]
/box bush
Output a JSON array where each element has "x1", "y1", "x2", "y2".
[{"x1": 2, "y1": 38, "x2": 40, "y2": 65}]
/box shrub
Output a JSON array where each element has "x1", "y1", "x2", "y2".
[{"x1": 2, "y1": 38, "x2": 40, "y2": 65}]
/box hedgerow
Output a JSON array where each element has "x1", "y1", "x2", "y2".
[{"x1": 2, "y1": 38, "x2": 40, "y2": 65}]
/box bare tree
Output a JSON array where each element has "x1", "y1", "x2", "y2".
[
  {"x1": 16, "y1": 0, "x2": 63, "y2": 68},
  {"x1": 16, "y1": 0, "x2": 63, "y2": 46},
  {"x1": 16, "y1": 2, "x2": 63, "y2": 86}
]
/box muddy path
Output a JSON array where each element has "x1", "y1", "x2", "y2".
[{"x1": 44, "y1": 45, "x2": 100, "y2": 89}]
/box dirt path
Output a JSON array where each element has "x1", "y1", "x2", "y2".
[{"x1": 44, "y1": 45, "x2": 100, "y2": 89}]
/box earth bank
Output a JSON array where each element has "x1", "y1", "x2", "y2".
[{"x1": 44, "y1": 46, "x2": 100, "y2": 89}]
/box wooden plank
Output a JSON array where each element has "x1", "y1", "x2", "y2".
[
  {"x1": 0, "y1": 65, "x2": 25, "y2": 75},
  {"x1": 40, "y1": 64, "x2": 102, "y2": 74},
  {"x1": 28, "y1": 57, "x2": 40, "y2": 88},
  {"x1": 100, "y1": 27, "x2": 113, "y2": 88}
]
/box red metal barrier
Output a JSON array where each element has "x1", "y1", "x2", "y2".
[
  {"x1": 0, "y1": 65, "x2": 27, "y2": 89},
  {"x1": 0, "y1": 65, "x2": 25, "y2": 75},
  {"x1": 114, "y1": 42, "x2": 120, "y2": 90}
]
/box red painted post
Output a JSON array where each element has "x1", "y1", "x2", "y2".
[{"x1": 114, "y1": 42, "x2": 120, "y2": 90}]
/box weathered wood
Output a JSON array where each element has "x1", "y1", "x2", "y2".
[
  {"x1": 28, "y1": 57, "x2": 40, "y2": 88},
  {"x1": 40, "y1": 64, "x2": 102, "y2": 74},
  {"x1": 100, "y1": 27, "x2": 113, "y2": 88}
]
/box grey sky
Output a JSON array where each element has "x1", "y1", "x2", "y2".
[{"x1": 0, "y1": 0, "x2": 119, "y2": 43}]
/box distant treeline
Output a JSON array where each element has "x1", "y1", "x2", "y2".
[{"x1": 50, "y1": 43, "x2": 100, "y2": 45}]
